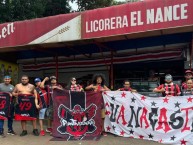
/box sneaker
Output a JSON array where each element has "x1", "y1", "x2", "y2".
[
  {"x1": 0, "y1": 132, "x2": 5, "y2": 138},
  {"x1": 33, "y1": 129, "x2": 39, "y2": 136},
  {"x1": 7, "y1": 130, "x2": 16, "y2": 135},
  {"x1": 40, "y1": 130, "x2": 45, "y2": 136},
  {"x1": 46, "y1": 128, "x2": 52, "y2": 133},
  {"x1": 20, "y1": 130, "x2": 27, "y2": 136}
]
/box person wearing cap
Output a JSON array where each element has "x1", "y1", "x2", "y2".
[
  {"x1": 153, "y1": 74, "x2": 181, "y2": 97},
  {"x1": 34, "y1": 78, "x2": 49, "y2": 136},
  {"x1": 181, "y1": 70, "x2": 193, "y2": 90},
  {"x1": 0, "y1": 75, "x2": 15, "y2": 137},
  {"x1": 182, "y1": 79, "x2": 193, "y2": 96},
  {"x1": 12, "y1": 75, "x2": 40, "y2": 136},
  {"x1": 40, "y1": 76, "x2": 63, "y2": 135}
]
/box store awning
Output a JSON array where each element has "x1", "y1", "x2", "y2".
[{"x1": 0, "y1": 0, "x2": 192, "y2": 50}]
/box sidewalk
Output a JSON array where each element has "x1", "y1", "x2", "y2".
[{"x1": 0, "y1": 121, "x2": 163, "y2": 145}]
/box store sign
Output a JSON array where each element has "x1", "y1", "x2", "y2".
[
  {"x1": 82, "y1": 0, "x2": 193, "y2": 38},
  {"x1": 0, "y1": 23, "x2": 14, "y2": 40},
  {"x1": 0, "y1": 13, "x2": 80, "y2": 48},
  {"x1": 103, "y1": 91, "x2": 193, "y2": 144},
  {"x1": 0, "y1": 0, "x2": 192, "y2": 48}
]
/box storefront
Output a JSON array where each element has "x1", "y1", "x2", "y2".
[{"x1": 0, "y1": 0, "x2": 193, "y2": 92}]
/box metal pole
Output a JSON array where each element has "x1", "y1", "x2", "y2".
[
  {"x1": 110, "y1": 51, "x2": 114, "y2": 90},
  {"x1": 55, "y1": 54, "x2": 58, "y2": 79},
  {"x1": 190, "y1": 36, "x2": 193, "y2": 70}
]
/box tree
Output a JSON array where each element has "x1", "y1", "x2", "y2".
[
  {"x1": 0, "y1": 0, "x2": 13, "y2": 23},
  {"x1": 11, "y1": 0, "x2": 46, "y2": 21},
  {"x1": 43, "y1": 0, "x2": 71, "y2": 17},
  {"x1": 74, "y1": 0, "x2": 113, "y2": 11},
  {"x1": 72, "y1": 0, "x2": 125, "y2": 12},
  {"x1": 0, "y1": 0, "x2": 125, "y2": 23},
  {"x1": 0, "y1": 0, "x2": 72, "y2": 23}
]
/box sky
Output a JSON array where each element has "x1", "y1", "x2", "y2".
[{"x1": 69, "y1": 0, "x2": 126, "y2": 11}]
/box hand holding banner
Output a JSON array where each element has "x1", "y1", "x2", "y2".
[
  {"x1": 0, "y1": 92, "x2": 11, "y2": 120},
  {"x1": 103, "y1": 91, "x2": 193, "y2": 145},
  {"x1": 15, "y1": 94, "x2": 37, "y2": 120}
]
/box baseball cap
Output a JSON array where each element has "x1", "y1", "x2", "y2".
[
  {"x1": 34, "y1": 78, "x2": 41, "y2": 83},
  {"x1": 185, "y1": 70, "x2": 192, "y2": 74},
  {"x1": 4, "y1": 75, "x2": 11, "y2": 79},
  {"x1": 50, "y1": 76, "x2": 56, "y2": 80}
]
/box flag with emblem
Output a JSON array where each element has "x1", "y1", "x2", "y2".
[{"x1": 52, "y1": 89, "x2": 102, "y2": 141}]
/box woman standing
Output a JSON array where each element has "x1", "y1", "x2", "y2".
[
  {"x1": 66, "y1": 77, "x2": 83, "y2": 92},
  {"x1": 85, "y1": 74, "x2": 110, "y2": 92},
  {"x1": 85, "y1": 74, "x2": 110, "y2": 136}
]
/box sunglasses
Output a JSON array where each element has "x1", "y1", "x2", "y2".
[
  {"x1": 71, "y1": 79, "x2": 76, "y2": 81},
  {"x1": 186, "y1": 74, "x2": 192, "y2": 76}
]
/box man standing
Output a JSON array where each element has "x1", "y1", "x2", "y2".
[
  {"x1": 0, "y1": 76, "x2": 15, "y2": 137},
  {"x1": 182, "y1": 79, "x2": 193, "y2": 96},
  {"x1": 12, "y1": 75, "x2": 40, "y2": 136},
  {"x1": 117, "y1": 80, "x2": 137, "y2": 92},
  {"x1": 153, "y1": 74, "x2": 181, "y2": 97},
  {"x1": 34, "y1": 78, "x2": 48, "y2": 136},
  {"x1": 40, "y1": 76, "x2": 63, "y2": 135},
  {"x1": 181, "y1": 70, "x2": 193, "y2": 90}
]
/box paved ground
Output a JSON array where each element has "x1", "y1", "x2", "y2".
[{"x1": 0, "y1": 121, "x2": 164, "y2": 145}]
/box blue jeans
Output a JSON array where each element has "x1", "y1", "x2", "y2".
[{"x1": 0, "y1": 104, "x2": 14, "y2": 133}]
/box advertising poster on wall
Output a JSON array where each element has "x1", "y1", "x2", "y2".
[{"x1": 0, "y1": 60, "x2": 18, "y2": 85}]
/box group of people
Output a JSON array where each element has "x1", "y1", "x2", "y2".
[
  {"x1": 0, "y1": 74, "x2": 111, "y2": 138},
  {"x1": 0, "y1": 70, "x2": 193, "y2": 138},
  {"x1": 153, "y1": 70, "x2": 193, "y2": 97}
]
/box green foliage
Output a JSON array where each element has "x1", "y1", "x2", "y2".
[
  {"x1": 0, "y1": 0, "x2": 71, "y2": 23},
  {"x1": 74, "y1": 0, "x2": 114, "y2": 11},
  {"x1": 43, "y1": 0, "x2": 71, "y2": 17},
  {"x1": 70, "y1": 0, "x2": 125, "y2": 12},
  {"x1": 0, "y1": 0, "x2": 125, "y2": 23},
  {"x1": 11, "y1": 0, "x2": 47, "y2": 21},
  {"x1": 0, "y1": 0, "x2": 13, "y2": 23}
]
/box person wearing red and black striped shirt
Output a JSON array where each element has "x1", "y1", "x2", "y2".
[
  {"x1": 34, "y1": 78, "x2": 49, "y2": 136},
  {"x1": 40, "y1": 76, "x2": 63, "y2": 135},
  {"x1": 181, "y1": 70, "x2": 193, "y2": 90},
  {"x1": 153, "y1": 74, "x2": 181, "y2": 97},
  {"x1": 117, "y1": 80, "x2": 137, "y2": 92},
  {"x1": 66, "y1": 77, "x2": 84, "y2": 92}
]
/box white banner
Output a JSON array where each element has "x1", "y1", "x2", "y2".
[{"x1": 103, "y1": 91, "x2": 193, "y2": 145}]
